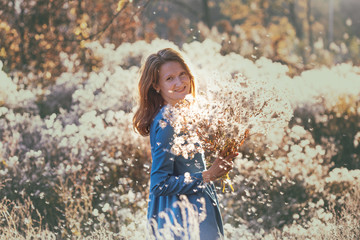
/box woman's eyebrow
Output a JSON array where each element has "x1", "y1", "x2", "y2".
[
  {"x1": 162, "y1": 69, "x2": 185, "y2": 80},
  {"x1": 162, "y1": 73, "x2": 173, "y2": 79}
]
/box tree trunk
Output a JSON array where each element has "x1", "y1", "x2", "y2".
[
  {"x1": 328, "y1": 0, "x2": 334, "y2": 47},
  {"x1": 307, "y1": 0, "x2": 314, "y2": 53},
  {"x1": 289, "y1": 0, "x2": 303, "y2": 39},
  {"x1": 261, "y1": 0, "x2": 271, "y2": 27},
  {"x1": 78, "y1": 0, "x2": 83, "y2": 16},
  {"x1": 16, "y1": 1, "x2": 27, "y2": 70},
  {"x1": 202, "y1": 0, "x2": 211, "y2": 28}
]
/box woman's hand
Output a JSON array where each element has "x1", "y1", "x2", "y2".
[{"x1": 202, "y1": 153, "x2": 238, "y2": 183}]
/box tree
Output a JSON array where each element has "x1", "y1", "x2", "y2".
[{"x1": 0, "y1": 0, "x2": 151, "y2": 85}]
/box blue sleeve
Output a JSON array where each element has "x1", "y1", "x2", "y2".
[{"x1": 149, "y1": 118, "x2": 204, "y2": 197}]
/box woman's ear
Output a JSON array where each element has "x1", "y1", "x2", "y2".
[{"x1": 152, "y1": 83, "x2": 160, "y2": 93}]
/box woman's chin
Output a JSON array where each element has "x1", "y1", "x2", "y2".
[{"x1": 179, "y1": 92, "x2": 189, "y2": 100}]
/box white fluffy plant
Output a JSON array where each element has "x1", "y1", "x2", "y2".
[
  {"x1": 77, "y1": 39, "x2": 182, "y2": 114},
  {"x1": 1, "y1": 37, "x2": 360, "y2": 238},
  {"x1": 0, "y1": 61, "x2": 37, "y2": 113},
  {"x1": 164, "y1": 71, "x2": 293, "y2": 192}
]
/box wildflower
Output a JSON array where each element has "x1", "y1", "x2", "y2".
[
  {"x1": 165, "y1": 73, "x2": 292, "y2": 191},
  {"x1": 184, "y1": 172, "x2": 193, "y2": 184},
  {"x1": 92, "y1": 209, "x2": 99, "y2": 217}
]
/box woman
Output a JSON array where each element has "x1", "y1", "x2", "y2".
[{"x1": 133, "y1": 48, "x2": 237, "y2": 239}]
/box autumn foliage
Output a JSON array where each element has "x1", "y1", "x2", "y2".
[{"x1": 0, "y1": 0, "x2": 359, "y2": 239}]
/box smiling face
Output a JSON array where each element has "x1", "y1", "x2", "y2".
[{"x1": 154, "y1": 61, "x2": 191, "y2": 106}]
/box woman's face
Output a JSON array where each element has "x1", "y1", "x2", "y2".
[{"x1": 155, "y1": 61, "x2": 191, "y2": 106}]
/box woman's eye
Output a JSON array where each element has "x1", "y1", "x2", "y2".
[
  {"x1": 180, "y1": 72, "x2": 186, "y2": 76},
  {"x1": 167, "y1": 77, "x2": 173, "y2": 81}
]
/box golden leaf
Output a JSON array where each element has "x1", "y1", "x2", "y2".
[
  {"x1": 1, "y1": 160, "x2": 7, "y2": 167},
  {"x1": 117, "y1": 0, "x2": 128, "y2": 12},
  {"x1": 0, "y1": 48, "x2": 6, "y2": 57}
]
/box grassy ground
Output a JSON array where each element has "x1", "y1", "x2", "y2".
[{"x1": 1, "y1": 185, "x2": 359, "y2": 240}]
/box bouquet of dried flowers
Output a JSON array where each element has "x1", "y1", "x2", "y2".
[{"x1": 164, "y1": 73, "x2": 293, "y2": 191}]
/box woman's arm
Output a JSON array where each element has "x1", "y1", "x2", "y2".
[{"x1": 149, "y1": 119, "x2": 204, "y2": 197}]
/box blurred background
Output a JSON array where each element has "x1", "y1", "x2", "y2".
[
  {"x1": 1, "y1": 0, "x2": 359, "y2": 81},
  {"x1": 0, "y1": 0, "x2": 359, "y2": 239}
]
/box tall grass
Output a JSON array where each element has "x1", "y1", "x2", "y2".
[{"x1": 1, "y1": 39, "x2": 359, "y2": 239}]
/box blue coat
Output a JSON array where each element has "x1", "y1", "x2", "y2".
[{"x1": 147, "y1": 106, "x2": 224, "y2": 240}]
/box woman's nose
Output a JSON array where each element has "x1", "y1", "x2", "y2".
[
  {"x1": 176, "y1": 75, "x2": 188, "y2": 85},
  {"x1": 174, "y1": 76, "x2": 183, "y2": 86}
]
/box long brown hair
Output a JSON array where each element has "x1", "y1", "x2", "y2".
[{"x1": 133, "y1": 48, "x2": 196, "y2": 136}]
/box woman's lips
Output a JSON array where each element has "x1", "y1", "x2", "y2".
[{"x1": 174, "y1": 86, "x2": 186, "y2": 93}]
